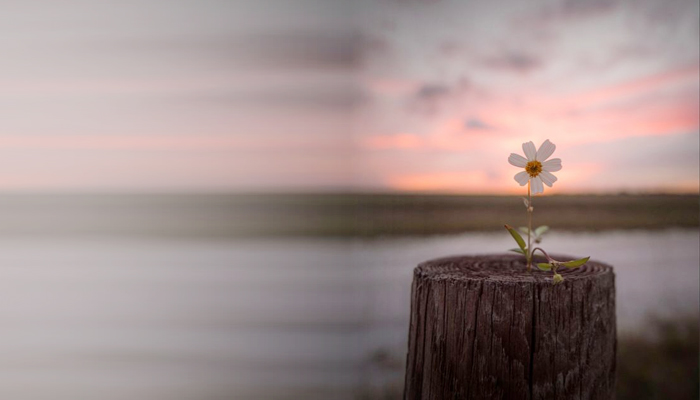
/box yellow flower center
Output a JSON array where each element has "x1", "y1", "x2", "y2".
[{"x1": 526, "y1": 160, "x2": 542, "y2": 178}]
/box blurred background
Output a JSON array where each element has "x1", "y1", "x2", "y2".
[{"x1": 0, "y1": 0, "x2": 697, "y2": 399}]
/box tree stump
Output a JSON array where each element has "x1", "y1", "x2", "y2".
[{"x1": 404, "y1": 254, "x2": 616, "y2": 400}]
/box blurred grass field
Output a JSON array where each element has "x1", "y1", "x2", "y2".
[
  {"x1": 617, "y1": 315, "x2": 699, "y2": 400},
  {"x1": 232, "y1": 193, "x2": 699, "y2": 237},
  {"x1": 0, "y1": 193, "x2": 694, "y2": 238}
]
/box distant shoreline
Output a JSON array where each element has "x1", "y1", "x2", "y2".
[{"x1": 0, "y1": 193, "x2": 695, "y2": 238}]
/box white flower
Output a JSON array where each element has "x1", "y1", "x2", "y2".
[{"x1": 508, "y1": 139, "x2": 562, "y2": 195}]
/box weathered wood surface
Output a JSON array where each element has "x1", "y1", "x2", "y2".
[{"x1": 404, "y1": 254, "x2": 615, "y2": 400}]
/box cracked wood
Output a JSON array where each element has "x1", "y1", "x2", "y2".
[{"x1": 404, "y1": 254, "x2": 616, "y2": 400}]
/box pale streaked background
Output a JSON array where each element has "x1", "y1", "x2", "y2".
[
  {"x1": 0, "y1": 1, "x2": 697, "y2": 399},
  {"x1": 0, "y1": 0, "x2": 697, "y2": 194}
]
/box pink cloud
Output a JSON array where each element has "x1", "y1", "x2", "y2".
[
  {"x1": 573, "y1": 64, "x2": 699, "y2": 106},
  {"x1": 362, "y1": 133, "x2": 425, "y2": 150},
  {"x1": 388, "y1": 171, "x2": 492, "y2": 192},
  {"x1": 0, "y1": 134, "x2": 346, "y2": 153},
  {"x1": 458, "y1": 66, "x2": 700, "y2": 146}
]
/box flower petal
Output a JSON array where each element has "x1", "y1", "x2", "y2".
[
  {"x1": 508, "y1": 153, "x2": 528, "y2": 167},
  {"x1": 531, "y1": 176, "x2": 544, "y2": 194},
  {"x1": 536, "y1": 139, "x2": 556, "y2": 161},
  {"x1": 522, "y1": 141, "x2": 537, "y2": 161},
  {"x1": 542, "y1": 158, "x2": 562, "y2": 172},
  {"x1": 539, "y1": 170, "x2": 557, "y2": 187},
  {"x1": 514, "y1": 171, "x2": 529, "y2": 186}
]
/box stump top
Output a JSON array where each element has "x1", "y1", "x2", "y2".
[{"x1": 415, "y1": 253, "x2": 613, "y2": 283}]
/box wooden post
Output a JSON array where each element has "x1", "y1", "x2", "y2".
[{"x1": 404, "y1": 254, "x2": 616, "y2": 400}]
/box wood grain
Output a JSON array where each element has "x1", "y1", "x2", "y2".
[{"x1": 404, "y1": 254, "x2": 616, "y2": 400}]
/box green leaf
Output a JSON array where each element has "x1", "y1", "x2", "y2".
[
  {"x1": 553, "y1": 273, "x2": 564, "y2": 285},
  {"x1": 534, "y1": 225, "x2": 549, "y2": 236},
  {"x1": 509, "y1": 248, "x2": 525, "y2": 255},
  {"x1": 536, "y1": 263, "x2": 552, "y2": 271},
  {"x1": 504, "y1": 225, "x2": 527, "y2": 251},
  {"x1": 518, "y1": 227, "x2": 529, "y2": 235},
  {"x1": 561, "y1": 256, "x2": 590, "y2": 269}
]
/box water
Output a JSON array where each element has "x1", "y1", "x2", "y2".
[{"x1": 0, "y1": 230, "x2": 696, "y2": 399}]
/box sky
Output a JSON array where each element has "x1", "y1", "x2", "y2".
[{"x1": 0, "y1": 0, "x2": 697, "y2": 193}]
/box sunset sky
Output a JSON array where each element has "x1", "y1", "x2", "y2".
[{"x1": 0, "y1": 0, "x2": 697, "y2": 193}]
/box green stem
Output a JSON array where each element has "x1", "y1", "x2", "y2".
[{"x1": 527, "y1": 180, "x2": 532, "y2": 272}]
